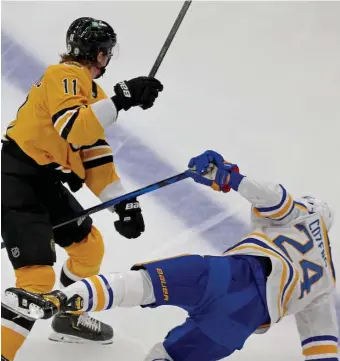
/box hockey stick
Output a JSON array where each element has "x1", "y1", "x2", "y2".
[
  {"x1": 148, "y1": 0, "x2": 192, "y2": 77},
  {"x1": 1, "y1": 172, "x2": 189, "y2": 249}
]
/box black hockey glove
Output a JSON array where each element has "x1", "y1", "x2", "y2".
[
  {"x1": 111, "y1": 76, "x2": 163, "y2": 111},
  {"x1": 114, "y1": 198, "x2": 145, "y2": 239}
]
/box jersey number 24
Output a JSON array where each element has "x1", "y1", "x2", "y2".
[{"x1": 273, "y1": 223, "x2": 323, "y2": 299}]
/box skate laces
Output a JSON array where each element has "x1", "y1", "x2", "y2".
[{"x1": 77, "y1": 313, "x2": 101, "y2": 332}]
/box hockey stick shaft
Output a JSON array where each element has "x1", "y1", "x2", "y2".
[
  {"x1": 1, "y1": 172, "x2": 188, "y2": 248},
  {"x1": 148, "y1": 0, "x2": 192, "y2": 77},
  {"x1": 53, "y1": 172, "x2": 188, "y2": 229}
]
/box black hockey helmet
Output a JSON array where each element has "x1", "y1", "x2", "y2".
[{"x1": 66, "y1": 17, "x2": 117, "y2": 62}]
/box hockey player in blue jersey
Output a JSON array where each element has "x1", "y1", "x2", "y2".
[{"x1": 4, "y1": 150, "x2": 338, "y2": 361}]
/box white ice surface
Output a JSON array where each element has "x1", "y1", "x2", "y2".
[{"x1": 1, "y1": 2, "x2": 340, "y2": 361}]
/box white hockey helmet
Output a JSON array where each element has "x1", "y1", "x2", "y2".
[{"x1": 297, "y1": 196, "x2": 334, "y2": 231}]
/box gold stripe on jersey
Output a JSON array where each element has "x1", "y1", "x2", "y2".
[
  {"x1": 225, "y1": 231, "x2": 300, "y2": 320},
  {"x1": 294, "y1": 202, "x2": 309, "y2": 213},
  {"x1": 81, "y1": 139, "x2": 113, "y2": 170},
  {"x1": 253, "y1": 194, "x2": 293, "y2": 220},
  {"x1": 81, "y1": 146, "x2": 112, "y2": 161},
  {"x1": 250, "y1": 232, "x2": 299, "y2": 316},
  {"x1": 79, "y1": 139, "x2": 117, "y2": 196},
  {"x1": 84, "y1": 154, "x2": 114, "y2": 170},
  {"x1": 52, "y1": 104, "x2": 80, "y2": 125},
  {"x1": 52, "y1": 105, "x2": 83, "y2": 140},
  {"x1": 282, "y1": 266, "x2": 299, "y2": 315},
  {"x1": 270, "y1": 195, "x2": 293, "y2": 219},
  {"x1": 83, "y1": 151, "x2": 112, "y2": 160},
  {"x1": 320, "y1": 218, "x2": 336, "y2": 284}
]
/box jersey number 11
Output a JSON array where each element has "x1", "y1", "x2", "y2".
[{"x1": 63, "y1": 78, "x2": 78, "y2": 96}]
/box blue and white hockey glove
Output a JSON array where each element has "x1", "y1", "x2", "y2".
[{"x1": 185, "y1": 150, "x2": 241, "y2": 193}]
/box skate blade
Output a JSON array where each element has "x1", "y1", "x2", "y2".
[
  {"x1": 2, "y1": 291, "x2": 44, "y2": 321},
  {"x1": 49, "y1": 332, "x2": 113, "y2": 345}
]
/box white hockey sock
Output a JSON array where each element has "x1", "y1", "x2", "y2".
[{"x1": 62, "y1": 270, "x2": 156, "y2": 312}]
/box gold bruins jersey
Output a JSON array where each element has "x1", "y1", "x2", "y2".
[{"x1": 5, "y1": 61, "x2": 120, "y2": 197}]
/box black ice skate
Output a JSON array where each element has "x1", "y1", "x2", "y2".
[
  {"x1": 3, "y1": 288, "x2": 69, "y2": 320},
  {"x1": 3, "y1": 287, "x2": 83, "y2": 320},
  {"x1": 49, "y1": 313, "x2": 114, "y2": 345}
]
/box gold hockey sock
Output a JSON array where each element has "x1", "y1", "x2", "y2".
[{"x1": 1, "y1": 306, "x2": 35, "y2": 361}]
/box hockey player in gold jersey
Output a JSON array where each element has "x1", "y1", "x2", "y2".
[{"x1": 1, "y1": 17, "x2": 163, "y2": 360}]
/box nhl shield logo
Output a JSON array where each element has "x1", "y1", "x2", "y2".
[
  {"x1": 11, "y1": 247, "x2": 20, "y2": 258},
  {"x1": 50, "y1": 239, "x2": 56, "y2": 253}
]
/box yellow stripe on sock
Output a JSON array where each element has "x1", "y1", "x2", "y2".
[
  {"x1": 303, "y1": 345, "x2": 338, "y2": 356},
  {"x1": 89, "y1": 276, "x2": 106, "y2": 311}
]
